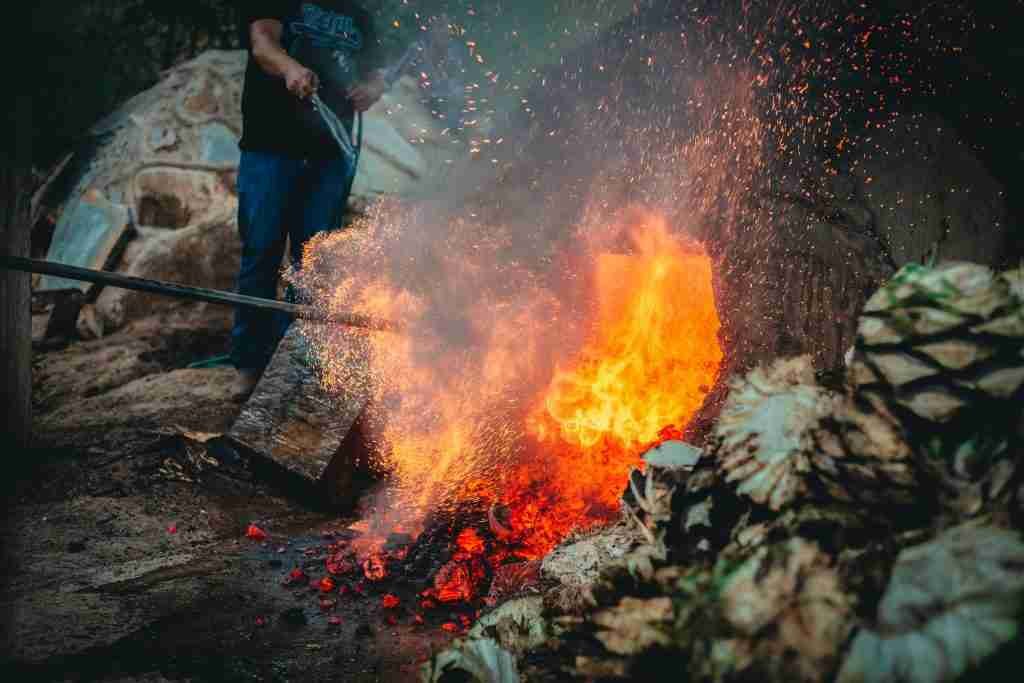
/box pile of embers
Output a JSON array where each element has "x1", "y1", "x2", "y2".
[{"x1": 244, "y1": 507, "x2": 544, "y2": 636}]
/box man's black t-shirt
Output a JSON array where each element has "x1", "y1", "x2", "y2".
[{"x1": 239, "y1": 1, "x2": 384, "y2": 158}]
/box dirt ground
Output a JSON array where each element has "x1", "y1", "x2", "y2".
[{"x1": 1, "y1": 303, "x2": 454, "y2": 682}]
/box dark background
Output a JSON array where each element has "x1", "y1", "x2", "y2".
[{"x1": 4, "y1": 0, "x2": 1023, "y2": 235}]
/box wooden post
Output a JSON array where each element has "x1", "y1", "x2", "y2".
[{"x1": 1, "y1": 90, "x2": 33, "y2": 450}]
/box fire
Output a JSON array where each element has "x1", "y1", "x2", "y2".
[
  {"x1": 295, "y1": 203, "x2": 723, "y2": 579},
  {"x1": 528, "y1": 216, "x2": 722, "y2": 451}
]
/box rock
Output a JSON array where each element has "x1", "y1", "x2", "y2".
[
  {"x1": 852, "y1": 115, "x2": 1009, "y2": 268},
  {"x1": 38, "y1": 366, "x2": 237, "y2": 436},
  {"x1": 540, "y1": 522, "x2": 638, "y2": 590},
  {"x1": 353, "y1": 76, "x2": 457, "y2": 201},
  {"x1": 198, "y1": 121, "x2": 242, "y2": 166},
  {"x1": 75, "y1": 302, "x2": 104, "y2": 340},
  {"x1": 38, "y1": 190, "x2": 132, "y2": 294}
]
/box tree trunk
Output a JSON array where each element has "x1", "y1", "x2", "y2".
[{"x1": 1, "y1": 93, "x2": 33, "y2": 450}]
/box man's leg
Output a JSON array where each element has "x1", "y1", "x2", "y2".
[
  {"x1": 292, "y1": 153, "x2": 355, "y2": 265},
  {"x1": 272, "y1": 154, "x2": 355, "y2": 340},
  {"x1": 231, "y1": 151, "x2": 304, "y2": 381}
]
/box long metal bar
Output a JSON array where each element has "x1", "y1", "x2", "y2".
[{"x1": 2, "y1": 255, "x2": 401, "y2": 333}]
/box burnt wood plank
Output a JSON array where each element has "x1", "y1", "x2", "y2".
[{"x1": 228, "y1": 324, "x2": 373, "y2": 504}]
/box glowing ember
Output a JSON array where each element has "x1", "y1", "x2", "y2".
[
  {"x1": 455, "y1": 528, "x2": 486, "y2": 555},
  {"x1": 432, "y1": 560, "x2": 478, "y2": 603},
  {"x1": 382, "y1": 594, "x2": 401, "y2": 609},
  {"x1": 245, "y1": 524, "x2": 267, "y2": 541},
  {"x1": 363, "y1": 555, "x2": 387, "y2": 581}
]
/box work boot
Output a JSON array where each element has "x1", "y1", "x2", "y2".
[{"x1": 231, "y1": 368, "x2": 261, "y2": 401}]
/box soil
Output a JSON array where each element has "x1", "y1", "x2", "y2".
[{"x1": 2, "y1": 302, "x2": 458, "y2": 682}]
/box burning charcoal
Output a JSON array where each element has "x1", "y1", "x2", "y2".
[
  {"x1": 318, "y1": 577, "x2": 336, "y2": 593},
  {"x1": 386, "y1": 615, "x2": 399, "y2": 626},
  {"x1": 363, "y1": 555, "x2": 387, "y2": 581},
  {"x1": 455, "y1": 528, "x2": 486, "y2": 555},
  {"x1": 246, "y1": 523, "x2": 268, "y2": 541},
  {"x1": 433, "y1": 560, "x2": 477, "y2": 603},
  {"x1": 167, "y1": 524, "x2": 177, "y2": 535},
  {"x1": 441, "y1": 622, "x2": 459, "y2": 633},
  {"x1": 382, "y1": 594, "x2": 401, "y2": 609}
]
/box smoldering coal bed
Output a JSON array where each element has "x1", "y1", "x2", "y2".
[{"x1": 243, "y1": 506, "x2": 545, "y2": 637}]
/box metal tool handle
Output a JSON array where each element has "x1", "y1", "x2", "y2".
[{"x1": 3, "y1": 255, "x2": 401, "y2": 332}]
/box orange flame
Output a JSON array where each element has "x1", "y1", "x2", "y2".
[
  {"x1": 296, "y1": 205, "x2": 722, "y2": 565},
  {"x1": 528, "y1": 215, "x2": 722, "y2": 451}
]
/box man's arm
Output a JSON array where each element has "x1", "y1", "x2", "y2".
[
  {"x1": 347, "y1": 11, "x2": 387, "y2": 113},
  {"x1": 348, "y1": 71, "x2": 386, "y2": 113},
  {"x1": 250, "y1": 19, "x2": 319, "y2": 99}
]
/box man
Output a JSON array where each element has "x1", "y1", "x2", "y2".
[{"x1": 232, "y1": 0, "x2": 387, "y2": 397}]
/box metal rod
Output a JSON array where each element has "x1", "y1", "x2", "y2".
[{"x1": 2, "y1": 255, "x2": 401, "y2": 333}]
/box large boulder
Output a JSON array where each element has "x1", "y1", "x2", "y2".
[{"x1": 46, "y1": 50, "x2": 454, "y2": 335}]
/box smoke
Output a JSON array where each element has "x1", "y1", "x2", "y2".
[
  {"x1": 286, "y1": 0, "x2": 989, "y2": 541},
  {"x1": 284, "y1": 3, "x2": 766, "y2": 540}
]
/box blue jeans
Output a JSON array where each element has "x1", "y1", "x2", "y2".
[{"x1": 231, "y1": 150, "x2": 354, "y2": 371}]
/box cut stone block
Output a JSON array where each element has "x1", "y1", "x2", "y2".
[
  {"x1": 227, "y1": 324, "x2": 373, "y2": 507},
  {"x1": 38, "y1": 192, "x2": 132, "y2": 293}
]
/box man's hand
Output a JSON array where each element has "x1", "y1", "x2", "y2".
[
  {"x1": 250, "y1": 19, "x2": 318, "y2": 100},
  {"x1": 348, "y1": 75, "x2": 386, "y2": 113},
  {"x1": 285, "y1": 63, "x2": 319, "y2": 100}
]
